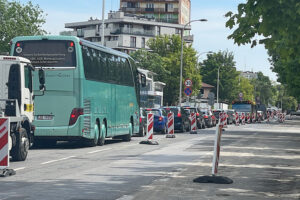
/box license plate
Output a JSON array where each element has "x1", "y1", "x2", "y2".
[{"x1": 36, "y1": 115, "x2": 53, "y2": 120}]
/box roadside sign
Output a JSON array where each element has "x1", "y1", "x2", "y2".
[
  {"x1": 184, "y1": 79, "x2": 193, "y2": 87},
  {"x1": 184, "y1": 87, "x2": 192, "y2": 96}
]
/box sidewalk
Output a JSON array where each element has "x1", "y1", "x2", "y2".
[{"x1": 131, "y1": 120, "x2": 300, "y2": 200}]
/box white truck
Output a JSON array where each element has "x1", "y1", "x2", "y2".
[{"x1": 0, "y1": 56, "x2": 45, "y2": 162}]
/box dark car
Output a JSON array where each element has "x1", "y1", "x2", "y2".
[
  {"x1": 201, "y1": 110, "x2": 216, "y2": 127},
  {"x1": 138, "y1": 108, "x2": 147, "y2": 137},
  {"x1": 143, "y1": 108, "x2": 168, "y2": 134},
  {"x1": 226, "y1": 109, "x2": 235, "y2": 124},
  {"x1": 183, "y1": 106, "x2": 205, "y2": 129},
  {"x1": 162, "y1": 106, "x2": 190, "y2": 132},
  {"x1": 212, "y1": 109, "x2": 224, "y2": 124}
]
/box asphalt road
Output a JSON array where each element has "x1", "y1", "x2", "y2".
[{"x1": 1, "y1": 117, "x2": 299, "y2": 200}]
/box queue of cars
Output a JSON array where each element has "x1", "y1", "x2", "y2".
[
  {"x1": 138, "y1": 106, "x2": 220, "y2": 136},
  {"x1": 138, "y1": 107, "x2": 267, "y2": 136}
]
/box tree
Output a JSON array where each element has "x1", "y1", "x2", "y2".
[
  {"x1": 237, "y1": 76, "x2": 254, "y2": 101},
  {"x1": 0, "y1": 0, "x2": 46, "y2": 53},
  {"x1": 225, "y1": 0, "x2": 300, "y2": 100},
  {"x1": 200, "y1": 51, "x2": 239, "y2": 103},
  {"x1": 250, "y1": 72, "x2": 275, "y2": 106},
  {"x1": 131, "y1": 35, "x2": 201, "y2": 105}
]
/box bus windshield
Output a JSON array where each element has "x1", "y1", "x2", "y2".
[{"x1": 13, "y1": 40, "x2": 76, "y2": 67}]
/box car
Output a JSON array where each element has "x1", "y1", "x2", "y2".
[
  {"x1": 138, "y1": 108, "x2": 147, "y2": 137},
  {"x1": 182, "y1": 106, "x2": 206, "y2": 129},
  {"x1": 201, "y1": 110, "x2": 216, "y2": 127},
  {"x1": 143, "y1": 108, "x2": 168, "y2": 134},
  {"x1": 226, "y1": 109, "x2": 235, "y2": 124},
  {"x1": 212, "y1": 109, "x2": 224, "y2": 124},
  {"x1": 162, "y1": 106, "x2": 190, "y2": 132}
]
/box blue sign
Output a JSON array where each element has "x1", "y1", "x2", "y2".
[{"x1": 184, "y1": 87, "x2": 192, "y2": 96}]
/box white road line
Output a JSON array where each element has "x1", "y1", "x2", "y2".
[
  {"x1": 14, "y1": 167, "x2": 26, "y2": 171},
  {"x1": 87, "y1": 148, "x2": 112, "y2": 154},
  {"x1": 41, "y1": 156, "x2": 76, "y2": 165}
]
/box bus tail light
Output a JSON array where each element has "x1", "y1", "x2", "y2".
[{"x1": 69, "y1": 108, "x2": 83, "y2": 126}]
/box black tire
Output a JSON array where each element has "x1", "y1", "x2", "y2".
[
  {"x1": 161, "y1": 125, "x2": 167, "y2": 134},
  {"x1": 87, "y1": 124, "x2": 99, "y2": 147},
  {"x1": 11, "y1": 128, "x2": 29, "y2": 161},
  {"x1": 138, "y1": 125, "x2": 146, "y2": 137},
  {"x1": 98, "y1": 123, "x2": 105, "y2": 146},
  {"x1": 122, "y1": 123, "x2": 132, "y2": 142}
]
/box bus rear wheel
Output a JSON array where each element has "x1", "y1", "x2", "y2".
[
  {"x1": 97, "y1": 123, "x2": 106, "y2": 146},
  {"x1": 87, "y1": 124, "x2": 99, "y2": 147},
  {"x1": 122, "y1": 123, "x2": 132, "y2": 142}
]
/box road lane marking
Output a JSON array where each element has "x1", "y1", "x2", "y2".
[
  {"x1": 87, "y1": 148, "x2": 112, "y2": 154},
  {"x1": 41, "y1": 156, "x2": 76, "y2": 165},
  {"x1": 14, "y1": 167, "x2": 25, "y2": 171}
]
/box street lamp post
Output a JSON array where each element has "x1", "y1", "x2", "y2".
[
  {"x1": 101, "y1": 0, "x2": 105, "y2": 46},
  {"x1": 217, "y1": 66, "x2": 220, "y2": 107},
  {"x1": 179, "y1": 19, "x2": 207, "y2": 106}
]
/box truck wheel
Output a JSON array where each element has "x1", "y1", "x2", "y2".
[
  {"x1": 88, "y1": 124, "x2": 99, "y2": 147},
  {"x1": 11, "y1": 128, "x2": 29, "y2": 161}
]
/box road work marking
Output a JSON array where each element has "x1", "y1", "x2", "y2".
[
  {"x1": 41, "y1": 156, "x2": 76, "y2": 165},
  {"x1": 14, "y1": 167, "x2": 25, "y2": 171},
  {"x1": 87, "y1": 148, "x2": 112, "y2": 154}
]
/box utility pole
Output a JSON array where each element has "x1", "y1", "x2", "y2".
[{"x1": 102, "y1": 0, "x2": 105, "y2": 46}]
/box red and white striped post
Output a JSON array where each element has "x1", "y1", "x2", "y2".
[
  {"x1": 252, "y1": 113, "x2": 255, "y2": 123},
  {"x1": 267, "y1": 112, "x2": 270, "y2": 122},
  {"x1": 190, "y1": 112, "x2": 197, "y2": 134},
  {"x1": 241, "y1": 113, "x2": 245, "y2": 125},
  {"x1": 140, "y1": 113, "x2": 158, "y2": 145},
  {"x1": 166, "y1": 112, "x2": 175, "y2": 138},
  {"x1": 235, "y1": 112, "x2": 239, "y2": 126},
  {"x1": 146, "y1": 113, "x2": 154, "y2": 140},
  {"x1": 0, "y1": 118, "x2": 9, "y2": 170},
  {"x1": 247, "y1": 113, "x2": 251, "y2": 124}
]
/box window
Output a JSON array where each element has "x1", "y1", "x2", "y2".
[
  {"x1": 130, "y1": 37, "x2": 136, "y2": 48},
  {"x1": 24, "y1": 66, "x2": 32, "y2": 92},
  {"x1": 82, "y1": 45, "x2": 134, "y2": 86},
  {"x1": 146, "y1": 3, "x2": 154, "y2": 8},
  {"x1": 141, "y1": 38, "x2": 145, "y2": 48}
]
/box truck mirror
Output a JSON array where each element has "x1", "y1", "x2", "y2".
[
  {"x1": 38, "y1": 69, "x2": 46, "y2": 91},
  {"x1": 141, "y1": 74, "x2": 146, "y2": 87}
]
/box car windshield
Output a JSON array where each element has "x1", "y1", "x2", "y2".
[
  {"x1": 143, "y1": 109, "x2": 160, "y2": 116},
  {"x1": 163, "y1": 107, "x2": 179, "y2": 115}
]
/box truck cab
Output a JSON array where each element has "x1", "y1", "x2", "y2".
[{"x1": 0, "y1": 56, "x2": 37, "y2": 161}]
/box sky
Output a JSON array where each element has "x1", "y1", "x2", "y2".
[{"x1": 17, "y1": 0, "x2": 277, "y2": 81}]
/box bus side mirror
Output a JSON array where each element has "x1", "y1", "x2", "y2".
[
  {"x1": 38, "y1": 69, "x2": 46, "y2": 91},
  {"x1": 141, "y1": 74, "x2": 146, "y2": 87}
]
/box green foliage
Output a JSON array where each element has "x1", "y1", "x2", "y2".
[
  {"x1": 237, "y1": 76, "x2": 254, "y2": 101},
  {"x1": 131, "y1": 35, "x2": 201, "y2": 105},
  {"x1": 200, "y1": 51, "x2": 239, "y2": 103},
  {"x1": 0, "y1": 0, "x2": 46, "y2": 53},
  {"x1": 226, "y1": 0, "x2": 300, "y2": 100},
  {"x1": 274, "y1": 84, "x2": 298, "y2": 111},
  {"x1": 250, "y1": 72, "x2": 275, "y2": 106}
]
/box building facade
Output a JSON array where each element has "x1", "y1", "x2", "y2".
[
  {"x1": 240, "y1": 71, "x2": 258, "y2": 80},
  {"x1": 120, "y1": 0, "x2": 191, "y2": 25},
  {"x1": 65, "y1": 11, "x2": 192, "y2": 54}
]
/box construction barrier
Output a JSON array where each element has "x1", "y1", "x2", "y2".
[
  {"x1": 267, "y1": 112, "x2": 270, "y2": 122},
  {"x1": 0, "y1": 118, "x2": 9, "y2": 169},
  {"x1": 242, "y1": 113, "x2": 245, "y2": 125},
  {"x1": 140, "y1": 113, "x2": 158, "y2": 145},
  {"x1": 190, "y1": 112, "x2": 197, "y2": 134},
  {"x1": 252, "y1": 113, "x2": 255, "y2": 123},
  {"x1": 247, "y1": 113, "x2": 251, "y2": 124},
  {"x1": 235, "y1": 112, "x2": 239, "y2": 126},
  {"x1": 193, "y1": 116, "x2": 233, "y2": 184},
  {"x1": 166, "y1": 112, "x2": 175, "y2": 138}
]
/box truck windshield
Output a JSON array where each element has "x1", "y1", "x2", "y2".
[{"x1": 13, "y1": 40, "x2": 76, "y2": 68}]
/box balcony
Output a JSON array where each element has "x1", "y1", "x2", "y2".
[
  {"x1": 111, "y1": 28, "x2": 155, "y2": 37},
  {"x1": 121, "y1": 7, "x2": 178, "y2": 13},
  {"x1": 106, "y1": 40, "x2": 120, "y2": 49}
]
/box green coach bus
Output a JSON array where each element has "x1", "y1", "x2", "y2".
[{"x1": 10, "y1": 36, "x2": 145, "y2": 146}]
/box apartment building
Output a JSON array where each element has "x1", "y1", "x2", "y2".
[
  {"x1": 65, "y1": 11, "x2": 192, "y2": 54},
  {"x1": 120, "y1": 0, "x2": 191, "y2": 25}
]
